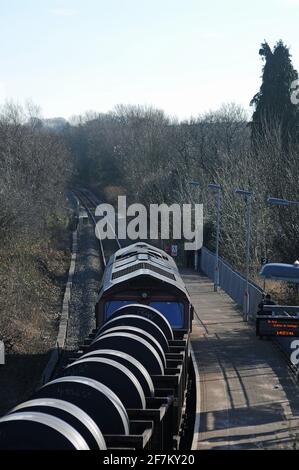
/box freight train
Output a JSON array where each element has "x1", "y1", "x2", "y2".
[{"x1": 0, "y1": 242, "x2": 196, "y2": 450}]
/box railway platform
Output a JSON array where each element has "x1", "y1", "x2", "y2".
[{"x1": 181, "y1": 269, "x2": 299, "y2": 450}]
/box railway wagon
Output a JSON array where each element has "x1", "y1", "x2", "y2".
[
  {"x1": 0, "y1": 242, "x2": 196, "y2": 450},
  {"x1": 94, "y1": 242, "x2": 195, "y2": 444}
]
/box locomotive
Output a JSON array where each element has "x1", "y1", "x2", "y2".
[
  {"x1": 95, "y1": 242, "x2": 193, "y2": 330},
  {"x1": 0, "y1": 243, "x2": 195, "y2": 450}
]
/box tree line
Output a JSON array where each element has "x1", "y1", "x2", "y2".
[
  {"x1": 1, "y1": 39, "x2": 298, "y2": 287},
  {"x1": 0, "y1": 102, "x2": 72, "y2": 351},
  {"x1": 0, "y1": 102, "x2": 72, "y2": 243},
  {"x1": 64, "y1": 40, "x2": 299, "y2": 280}
]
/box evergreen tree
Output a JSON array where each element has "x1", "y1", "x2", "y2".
[{"x1": 250, "y1": 40, "x2": 299, "y2": 151}]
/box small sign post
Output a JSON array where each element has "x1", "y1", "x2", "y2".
[
  {"x1": 0, "y1": 341, "x2": 5, "y2": 365},
  {"x1": 260, "y1": 257, "x2": 269, "y2": 290},
  {"x1": 171, "y1": 245, "x2": 178, "y2": 257}
]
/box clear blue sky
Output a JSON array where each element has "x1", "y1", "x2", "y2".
[{"x1": 1, "y1": 0, "x2": 299, "y2": 120}]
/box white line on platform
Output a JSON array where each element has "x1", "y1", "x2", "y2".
[{"x1": 191, "y1": 343, "x2": 201, "y2": 450}]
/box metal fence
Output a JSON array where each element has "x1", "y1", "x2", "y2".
[{"x1": 199, "y1": 247, "x2": 263, "y2": 319}]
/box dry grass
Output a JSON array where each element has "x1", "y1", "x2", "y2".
[
  {"x1": 0, "y1": 237, "x2": 70, "y2": 354},
  {"x1": 0, "y1": 232, "x2": 70, "y2": 415},
  {"x1": 252, "y1": 274, "x2": 299, "y2": 305}
]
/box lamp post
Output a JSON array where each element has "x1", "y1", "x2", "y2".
[
  {"x1": 188, "y1": 181, "x2": 201, "y2": 270},
  {"x1": 267, "y1": 197, "x2": 299, "y2": 207},
  {"x1": 235, "y1": 189, "x2": 252, "y2": 321},
  {"x1": 208, "y1": 183, "x2": 221, "y2": 292}
]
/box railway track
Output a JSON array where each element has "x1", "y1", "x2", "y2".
[{"x1": 74, "y1": 189, "x2": 121, "y2": 267}]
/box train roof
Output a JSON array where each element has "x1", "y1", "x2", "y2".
[
  {"x1": 260, "y1": 263, "x2": 299, "y2": 283},
  {"x1": 98, "y1": 242, "x2": 190, "y2": 301}
]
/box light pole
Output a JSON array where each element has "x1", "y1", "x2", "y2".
[
  {"x1": 189, "y1": 181, "x2": 200, "y2": 270},
  {"x1": 235, "y1": 189, "x2": 252, "y2": 321},
  {"x1": 267, "y1": 197, "x2": 299, "y2": 207},
  {"x1": 208, "y1": 183, "x2": 221, "y2": 292}
]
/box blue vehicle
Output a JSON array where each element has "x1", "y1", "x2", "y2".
[{"x1": 260, "y1": 263, "x2": 299, "y2": 284}]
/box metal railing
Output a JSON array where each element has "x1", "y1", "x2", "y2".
[
  {"x1": 199, "y1": 247, "x2": 263, "y2": 319},
  {"x1": 199, "y1": 247, "x2": 298, "y2": 369}
]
